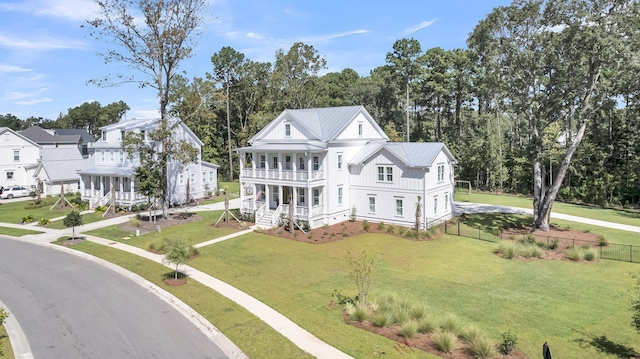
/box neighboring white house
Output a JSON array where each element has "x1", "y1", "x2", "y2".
[
  {"x1": 237, "y1": 105, "x2": 457, "y2": 229},
  {"x1": 0, "y1": 127, "x2": 41, "y2": 190},
  {"x1": 20, "y1": 126, "x2": 95, "y2": 196},
  {"x1": 77, "y1": 118, "x2": 219, "y2": 209}
]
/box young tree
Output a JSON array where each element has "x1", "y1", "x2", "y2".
[
  {"x1": 87, "y1": 0, "x2": 206, "y2": 218},
  {"x1": 210, "y1": 47, "x2": 245, "y2": 181},
  {"x1": 162, "y1": 237, "x2": 192, "y2": 280},
  {"x1": 415, "y1": 195, "x2": 422, "y2": 234},
  {"x1": 347, "y1": 252, "x2": 376, "y2": 307},
  {"x1": 63, "y1": 210, "x2": 84, "y2": 240}
]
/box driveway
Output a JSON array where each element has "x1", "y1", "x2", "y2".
[{"x1": 0, "y1": 237, "x2": 229, "y2": 359}]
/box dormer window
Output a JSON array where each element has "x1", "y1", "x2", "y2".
[
  {"x1": 285, "y1": 123, "x2": 291, "y2": 137},
  {"x1": 121, "y1": 130, "x2": 126, "y2": 140},
  {"x1": 102, "y1": 131, "x2": 107, "y2": 141},
  {"x1": 358, "y1": 122, "x2": 363, "y2": 137}
]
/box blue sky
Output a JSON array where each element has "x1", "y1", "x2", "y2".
[{"x1": 0, "y1": 0, "x2": 511, "y2": 121}]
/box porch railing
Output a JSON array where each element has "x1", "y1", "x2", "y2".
[
  {"x1": 240, "y1": 168, "x2": 325, "y2": 181},
  {"x1": 272, "y1": 204, "x2": 284, "y2": 227},
  {"x1": 255, "y1": 201, "x2": 267, "y2": 222}
]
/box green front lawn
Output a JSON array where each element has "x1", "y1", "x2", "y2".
[
  {"x1": 0, "y1": 322, "x2": 14, "y2": 358},
  {"x1": 0, "y1": 226, "x2": 43, "y2": 237},
  {"x1": 0, "y1": 196, "x2": 83, "y2": 224},
  {"x1": 66, "y1": 241, "x2": 312, "y2": 359},
  {"x1": 189, "y1": 231, "x2": 640, "y2": 359},
  {"x1": 84, "y1": 210, "x2": 239, "y2": 249},
  {"x1": 455, "y1": 191, "x2": 640, "y2": 228},
  {"x1": 45, "y1": 212, "x2": 105, "y2": 230}
]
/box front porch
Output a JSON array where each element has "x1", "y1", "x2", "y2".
[
  {"x1": 241, "y1": 183, "x2": 324, "y2": 228},
  {"x1": 79, "y1": 174, "x2": 147, "y2": 209}
]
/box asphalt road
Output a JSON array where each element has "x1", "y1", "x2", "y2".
[{"x1": 0, "y1": 237, "x2": 228, "y2": 359}]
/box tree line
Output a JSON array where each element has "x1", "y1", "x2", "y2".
[{"x1": 3, "y1": 0, "x2": 639, "y2": 227}]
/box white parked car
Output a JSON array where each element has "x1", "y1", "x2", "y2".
[{"x1": 1, "y1": 186, "x2": 31, "y2": 199}]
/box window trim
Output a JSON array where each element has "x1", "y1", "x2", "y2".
[
  {"x1": 13, "y1": 150, "x2": 19, "y2": 162},
  {"x1": 337, "y1": 186, "x2": 343, "y2": 206},
  {"x1": 369, "y1": 196, "x2": 376, "y2": 213},
  {"x1": 358, "y1": 122, "x2": 363, "y2": 137},
  {"x1": 285, "y1": 123, "x2": 291, "y2": 137},
  {"x1": 377, "y1": 165, "x2": 394, "y2": 182},
  {"x1": 337, "y1": 153, "x2": 343, "y2": 170},
  {"x1": 396, "y1": 198, "x2": 403, "y2": 216},
  {"x1": 313, "y1": 188, "x2": 320, "y2": 206},
  {"x1": 179, "y1": 174, "x2": 184, "y2": 185},
  {"x1": 190, "y1": 172, "x2": 196, "y2": 183}
]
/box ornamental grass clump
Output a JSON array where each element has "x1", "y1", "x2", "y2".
[
  {"x1": 399, "y1": 320, "x2": 419, "y2": 338},
  {"x1": 470, "y1": 336, "x2": 498, "y2": 359},
  {"x1": 417, "y1": 316, "x2": 438, "y2": 334},
  {"x1": 377, "y1": 293, "x2": 397, "y2": 313},
  {"x1": 583, "y1": 247, "x2": 597, "y2": 261},
  {"x1": 372, "y1": 311, "x2": 395, "y2": 327},
  {"x1": 433, "y1": 331, "x2": 459, "y2": 353},
  {"x1": 409, "y1": 304, "x2": 427, "y2": 321},
  {"x1": 393, "y1": 306, "x2": 411, "y2": 325},
  {"x1": 440, "y1": 315, "x2": 463, "y2": 335},
  {"x1": 460, "y1": 323, "x2": 483, "y2": 342},
  {"x1": 349, "y1": 305, "x2": 371, "y2": 323},
  {"x1": 566, "y1": 248, "x2": 583, "y2": 261}
]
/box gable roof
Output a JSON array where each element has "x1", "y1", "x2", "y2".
[
  {"x1": 40, "y1": 148, "x2": 84, "y2": 161},
  {"x1": 0, "y1": 126, "x2": 41, "y2": 147},
  {"x1": 36, "y1": 156, "x2": 93, "y2": 182},
  {"x1": 349, "y1": 142, "x2": 458, "y2": 168},
  {"x1": 20, "y1": 126, "x2": 81, "y2": 144},
  {"x1": 54, "y1": 128, "x2": 95, "y2": 143},
  {"x1": 250, "y1": 105, "x2": 388, "y2": 143},
  {"x1": 99, "y1": 118, "x2": 204, "y2": 146}
]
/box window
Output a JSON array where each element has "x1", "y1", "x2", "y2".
[
  {"x1": 337, "y1": 154, "x2": 342, "y2": 169},
  {"x1": 313, "y1": 156, "x2": 319, "y2": 171},
  {"x1": 369, "y1": 197, "x2": 376, "y2": 213},
  {"x1": 209, "y1": 171, "x2": 214, "y2": 183},
  {"x1": 299, "y1": 188, "x2": 305, "y2": 204},
  {"x1": 179, "y1": 174, "x2": 184, "y2": 185},
  {"x1": 121, "y1": 130, "x2": 126, "y2": 140},
  {"x1": 114, "y1": 177, "x2": 120, "y2": 192},
  {"x1": 190, "y1": 172, "x2": 195, "y2": 183},
  {"x1": 285, "y1": 155, "x2": 292, "y2": 170},
  {"x1": 313, "y1": 188, "x2": 320, "y2": 206},
  {"x1": 100, "y1": 150, "x2": 105, "y2": 163},
  {"x1": 119, "y1": 151, "x2": 124, "y2": 164},
  {"x1": 396, "y1": 199, "x2": 403, "y2": 216},
  {"x1": 6, "y1": 171, "x2": 13, "y2": 180},
  {"x1": 13, "y1": 150, "x2": 19, "y2": 161},
  {"x1": 438, "y1": 164, "x2": 445, "y2": 182},
  {"x1": 433, "y1": 196, "x2": 438, "y2": 215},
  {"x1": 259, "y1": 155, "x2": 266, "y2": 168},
  {"x1": 101, "y1": 131, "x2": 106, "y2": 141},
  {"x1": 202, "y1": 171, "x2": 207, "y2": 183},
  {"x1": 272, "y1": 156, "x2": 278, "y2": 169},
  {"x1": 445, "y1": 193, "x2": 449, "y2": 211},
  {"x1": 124, "y1": 178, "x2": 131, "y2": 192},
  {"x1": 299, "y1": 157, "x2": 305, "y2": 170},
  {"x1": 140, "y1": 130, "x2": 146, "y2": 139},
  {"x1": 338, "y1": 187, "x2": 343, "y2": 205},
  {"x1": 358, "y1": 122, "x2": 363, "y2": 137},
  {"x1": 285, "y1": 123, "x2": 291, "y2": 137},
  {"x1": 377, "y1": 166, "x2": 393, "y2": 182},
  {"x1": 109, "y1": 150, "x2": 115, "y2": 163}
]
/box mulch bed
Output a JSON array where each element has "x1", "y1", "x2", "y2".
[
  {"x1": 259, "y1": 220, "x2": 443, "y2": 244},
  {"x1": 344, "y1": 312, "x2": 528, "y2": 359}
]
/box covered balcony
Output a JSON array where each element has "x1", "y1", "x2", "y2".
[{"x1": 237, "y1": 143, "x2": 328, "y2": 183}]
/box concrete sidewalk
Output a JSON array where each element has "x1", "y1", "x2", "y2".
[{"x1": 454, "y1": 202, "x2": 640, "y2": 233}]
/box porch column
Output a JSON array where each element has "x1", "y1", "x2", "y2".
[
  {"x1": 265, "y1": 185, "x2": 270, "y2": 210},
  {"x1": 130, "y1": 176, "x2": 134, "y2": 201},
  {"x1": 278, "y1": 186, "x2": 283, "y2": 207},
  {"x1": 239, "y1": 154, "x2": 244, "y2": 179},
  {"x1": 292, "y1": 187, "x2": 297, "y2": 219},
  {"x1": 307, "y1": 154, "x2": 311, "y2": 180},
  {"x1": 278, "y1": 153, "x2": 282, "y2": 179},
  {"x1": 252, "y1": 151, "x2": 257, "y2": 177},
  {"x1": 292, "y1": 152, "x2": 297, "y2": 179},
  {"x1": 307, "y1": 182, "x2": 312, "y2": 223}
]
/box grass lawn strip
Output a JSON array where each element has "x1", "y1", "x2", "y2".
[
  {"x1": 190, "y1": 231, "x2": 640, "y2": 359},
  {"x1": 63, "y1": 241, "x2": 313, "y2": 359},
  {"x1": 0, "y1": 226, "x2": 43, "y2": 237},
  {"x1": 455, "y1": 191, "x2": 640, "y2": 227},
  {"x1": 0, "y1": 322, "x2": 14, "y2": 359}
]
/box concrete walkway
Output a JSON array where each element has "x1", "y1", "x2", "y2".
[
  {"x1": 454, "y1": 202, "x2": 640, "y2": 233},
  {"x1": 1, "y1": 197, "x2": 353, "y2": 359}
]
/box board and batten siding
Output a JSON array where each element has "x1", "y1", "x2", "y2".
[
  {"x1": 323, "y1": 143, "x2": 365, "y2": 224},
  {"x1": 334, "y1": 112, "x2": 380, "y2": 141},
  {"x1": 261, "y1": 117, "x2": 315, "y2": 141},
  {"x1": 0, "y1": 131, "x2": 40, "y2": 187},
  {"x1": 423, "y1": 150, "x2": 455, "y2": 224}
]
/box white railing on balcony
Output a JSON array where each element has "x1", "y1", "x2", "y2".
[
  {"x1": 240, "y1": 168, "x2": 325, "y2": 181},
  {"x1": 85, "y1": 189, "x2": 147, "y2": 208},
  {"x1": 242, "y1": 198, "x2": 255, "y2": 211}
]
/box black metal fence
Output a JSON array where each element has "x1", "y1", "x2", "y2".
[{"x1": 444, "y1": 219, "x2": 640, "y2": 264}]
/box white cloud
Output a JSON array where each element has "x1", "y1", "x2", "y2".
[
  {"x1": 129, "y1": 109, "x2": 160, "y2": 119},
  {"x1": 0, "y1": 64, "x2": 32, "y2": 73},
  {"x1": 16, "y1": 97, "x2": 53, "y2": 105},
  {"x1": 0, "y1": 34, "x2": 86, "y2": 50},
  {"x1": 300, "y1": 30, "x2": 369, "y2": 43},
  {"x1": 402, "y1": 19, "x2": 437, "y2": 36},
  {"x1": 246, "y1": 32, "x2": 263, "y2": 40},
  {"x1": 0, "y1": 0, "x2": 99, "y2": 22}
]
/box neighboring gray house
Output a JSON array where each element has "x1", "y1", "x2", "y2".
[
  {"x1": 20, "y1": 126, "x2": 94, "y2": 158},
  {"x1": 78, "y1": 117, "x2": 218, "y2": 209},
  {"x1": 237, "y1": 105, "x2": 457, "y2": 229}
]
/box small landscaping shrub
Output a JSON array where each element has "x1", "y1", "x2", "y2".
[
  {"x1": 502, "y1": 243, "x2": 517, "y2": 259},
  {"x1": 38, "y1": 218, "x2": 50, "y2": 226},
  {"x1": 386, "y1": 224, "x2": 396, "y2": 234},
  {"x1": 500, "y1": 331, "x2": 518, "y2": 355},
  {"x1": 433, "y1": 331, "x2": 459, "y2": 353},
  {"x1": 566, "y1": 248, "x2": 583, "y2": 261},
  {"x1": 393, "y1": 306, "x2": 411, "y2": 325},
  {"x1": 425, "y1": 225, "x2": 440, "y2": 239},
  {"x1": 549, "y1": 238, "x2": 559, "y2": 250},
  {"x1": 523, "y1": 233, "x2": 536, "y2": 244},
  {"x1": 21, "y1": 214, "x2": 34, "y2": 224},
  {"x1": 409, "y1": 304, "x2": 427, "y2": 321},
  {"x1": 399, "y1": 320, "x2": 419, "y2": 338},
  {"x1": 377, "y1": 222, "x2": 385, "y2": 230},
  {"x1": 349, "y1": 205, "x2": 357, "y2": 222},
  {"x1": 129, "y1": 217, "x2": 141, "y2": 228},
  {"x1": 377, "y1": 293, "x2": 397, "y2": 313},
  {"x1": 519, "y1": 244, "x2": 544, "y2": 258},
  {"x1": 598, "y1": 235, "x2": 608, "y2": 247},
  {"x1": 583, "y1": 247, "x2": 597, "y2": 261},
  {"x1": 417, "y1": 317, "x2": 438, "y2": 334},
  {"x1": 372, "y1": 311, "x2": 395, "y2": 327},
  {"x1": 362, "y1": 220, "x2": 370, "y2": 232},
  {"x1": 440, "y1": 315, "x2": 463, "y2": 335},
  {"x1": 331, "y1": 289, "x2": 358, "y2": 306},
  {"x1": 470, "y1": 336, "x2": 497, "y2": 359}
]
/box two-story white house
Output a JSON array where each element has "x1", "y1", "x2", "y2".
[
  {"x1": 237, "y1": 106, "x2": 457, "y2": 229},
  {"x1": 77, "y1": 118, "x2": 219, "y2": 209},
  {"x1": 0, "y1": 127, "x2": 41, "y2": 189}
]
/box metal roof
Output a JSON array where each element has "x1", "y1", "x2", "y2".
[
  {"x1": 201, "y1": 160, "x2": 220, "y2": 169},
  {"x1": 237, "y1": 142, "x2": 327, "y2": 153},
  {"x1": 20, "y1": 126, "x2": 80, "y2": 144},
  {"x1": 77, "y1": 165, "x2": 135, "y2": 176},
  {"x1": 349, "y1": 142, "x2": 457, "y2": 167},
  {"x1": 40, "y1": 148, "x2": 85, "y2": 161},
  {"x1": 38, "y1": 157, "x2": 93, "y2": 182}
]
